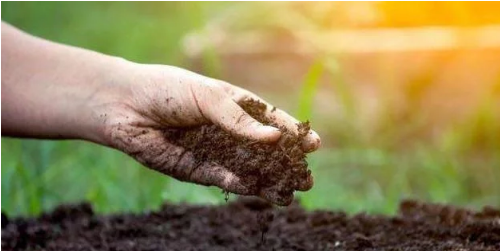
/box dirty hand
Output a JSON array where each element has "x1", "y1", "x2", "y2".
[
  {"x1": 2, "y1": 22, "x2": 320, "y2": 204},
  {"x1": 102, "y1": 63, "x2": 321, "y2": 202}
]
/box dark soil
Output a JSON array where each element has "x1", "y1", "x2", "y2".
[
  {"x1": 3, "y1": 198, "x2": 500, "y2": 251},
  {"x1": 163, "y1": 99, "x2": 311, "y2": 206}
]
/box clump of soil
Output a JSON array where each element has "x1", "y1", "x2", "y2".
[
  {"x1": 2, "y1": 199, "x2": 500, "y2": 251},
  {"x1": 163, "y1": 99, "x2": 311, "y2": 205}
]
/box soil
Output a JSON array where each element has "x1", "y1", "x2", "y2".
[
  {"x1": 163, "y1": 99, "x2": 311, "y2": 206},
  {"x1": 2, "y1": 198, "x2": 499, "y2": 251}
]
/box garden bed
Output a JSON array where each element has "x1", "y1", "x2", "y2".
[{"x1": 2, "y1": 198, "x2": 499, "y2": 251}]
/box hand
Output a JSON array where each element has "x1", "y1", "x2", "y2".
[
  {"x1": 99, "y1": 62, "x2": 321, "y2": 203},
  {"x1": 2, "y1": 22, "x2": 320, "y2": 204}
]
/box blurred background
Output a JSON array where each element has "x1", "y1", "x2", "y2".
[{"x1": 2, "y1": 2, "x2": 500, "y2": 216}]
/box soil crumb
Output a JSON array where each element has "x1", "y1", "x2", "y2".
[
  {"x1": 2, "y1": 199, "x2": 499, "y2": 251},
  {"x1": 163, "y1": 99, "x2": 311, "y2": 205}
]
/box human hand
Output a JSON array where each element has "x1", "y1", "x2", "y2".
[
  {"x1": 94, "y1": 62, "x2": 321, "y2": 203},
  {"x1": 2, "y1": 22, "x2": 319, "y2": 204}
]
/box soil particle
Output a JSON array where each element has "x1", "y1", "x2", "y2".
[
  {"x1": 163, "y1": 99, "x2": 311, "y2": 205},
  {"x1": 2, "y1": 199, "x2": 499, "y2": 251}
]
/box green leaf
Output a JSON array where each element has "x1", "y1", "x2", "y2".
[{"x1": 296, "y1": 59, "x2": 324, "y2": 121}]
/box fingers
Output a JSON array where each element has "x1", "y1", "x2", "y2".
[
  {"x1": 111, "y1": 123, "x2": 254, "y2": 194},
  {"x1": 188, "y1": 163, "x2": 254, "y2": 195},
  {"x1": 216, "y1": 99, "x2": 282, "y2": 142},
  {"x1": 225, "y1": 84, "x2": 321, "y2": 152},
  {"x1": 111, "y1": 125, "x2": 197, "y2": 180},
  {"x1": 196, "y1": 85, "x2": 281, "y2": 142},
  {"x1": 158, "y1": 152, "x2": 253, "y2": 195},
  {"x1": 266, "y1": 107, "x2": 321, "y2": 153}
]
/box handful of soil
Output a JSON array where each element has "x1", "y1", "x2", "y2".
[{"x1": 163, "y1": 99, "x2": 312, "y2": 206}]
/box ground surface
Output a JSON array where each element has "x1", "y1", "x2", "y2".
[{"x1": 2, "y1": 198, "x2": 499, "y2": 251}]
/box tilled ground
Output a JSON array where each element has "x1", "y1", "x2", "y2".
[{"x1": 2, "y1": 198, "x2": 500, "y2": 251}]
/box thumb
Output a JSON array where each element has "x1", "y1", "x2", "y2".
[{"x1": 206, "y1": 98, "x2": 281, "y2": 142}]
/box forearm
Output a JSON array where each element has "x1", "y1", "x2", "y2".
[{"x1": 1, "y1": 22, "x2": 127, "y2": 144}]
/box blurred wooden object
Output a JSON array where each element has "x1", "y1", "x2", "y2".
[{"x1": 184, "y1": 26, "x2": 500, "y2": 56}]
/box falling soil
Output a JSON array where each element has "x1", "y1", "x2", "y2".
[
  {"x1": 163, "y1": 99, "x2": 311, "y2": 205},
  {"x1": 2, "y1": 198, "x2": 500, "y2": 251}
]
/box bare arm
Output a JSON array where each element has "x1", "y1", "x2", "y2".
[{"x1": 2, "y1": 22, "x2": 127, "y2": 144}]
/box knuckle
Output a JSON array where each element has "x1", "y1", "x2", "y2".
[
  {"x1": 200, "y1": 79, "x2": 226, "y2": 95},
  {"x1": 193, "y1": 81, "x2": 227, "y2": 110},
  {"x1": 216, "y1": 80, "x2": 233, "y2": 92},
  {"x1": 235, "y1": 113, "x2": 259, "y2": 131}
]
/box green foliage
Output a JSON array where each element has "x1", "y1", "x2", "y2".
[
  {"x1": 296, "y1": 59, "x2": 324, "y2": 121},
  {"x1": 1, "y1": 139, "x2": 224, "y2": 216}
]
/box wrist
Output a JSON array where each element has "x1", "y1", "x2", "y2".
[{"x1": 78, "y1": 56, "x2": 136, "y2": 145}]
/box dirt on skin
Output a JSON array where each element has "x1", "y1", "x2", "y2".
[
  {"x1": 163, "y1": 99, "x2": 312, "y2": 206},
  {"x1": 2, "y1": 198, "x2": 500, "y2": 251}
]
